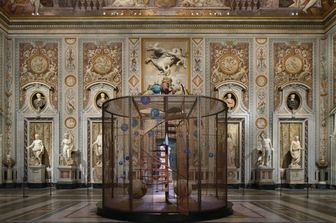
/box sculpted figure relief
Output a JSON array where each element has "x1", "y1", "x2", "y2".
[
  {"x1": 145, "y1": 43, "x2": 186, "y2": 76},
  {"x1": 227, "y1": 133, "x2": 236, "y2": 167},
  {"x1": 289, "y1": 136, "x2": 303, "y2": 168},
  {"x1": 27, "y1": 134, "x2": 45, "y2": 166},
  {"x1": 92, "y1": 132, "x2": 103, "y2": 167}
]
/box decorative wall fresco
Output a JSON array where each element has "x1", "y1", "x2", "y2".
[
  {"x1": 82, "y1": 41, "x2": 122, "y2": 109},
  {"x1": 210, "y1": 41, "x2": 249, "y2": 108},
  {"x1": 19, "y1": 41, "x2": 58, "y2": 110},
  {"x1": 273, "y1": 42, "x2": 313, "y2": 110},
  {"x1": 1, "y1": 0, "x2": 333, "y2": 17}
]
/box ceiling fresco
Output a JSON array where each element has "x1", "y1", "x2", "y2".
[{"x1": 0, "y1": 0, "x2": 335, "y2": 18}]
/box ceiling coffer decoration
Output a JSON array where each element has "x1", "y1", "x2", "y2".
[
  {"x1": 83, "y1": 42, "x2": 122, "y2": 109},
  {"x1": 19, "y1": 41, "x2": 58, "y2": 109},
  {"x1": 210, "y1": 41, "x2": 249, "y2": 108},
  {"x1": 273, "y1": 42, "x2": 313, "y2": 109}
]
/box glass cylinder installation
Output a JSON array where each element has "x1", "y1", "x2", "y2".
[{"x1": 98, "y1": 95, "x2": 232, "y2": 222}]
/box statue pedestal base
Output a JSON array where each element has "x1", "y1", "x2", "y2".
[
  {"x1": 255, "y1": 167, "x2": 274, "y2": 185},
  {"x1": 227, "y1": 167, "x2": 240, "y2": 184},
  {"x1": 28, "y1": 165, "x2": 46, "y2": 184},
  {"x1": 286, "y1": 168, "x2": 304, "y2": 184},
  {"x1": 92, "y1": 166, "x2": 102, "y2": 184},
  {"x1": 5, "y1": 167, "x2": 14, "y2": 184},
  {"x1": 57, "y1": 166, "x2": 78, "y2": 188}
]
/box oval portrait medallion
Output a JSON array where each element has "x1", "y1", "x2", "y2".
[
  {"x1": 65, "y1": 75, "x2": 77, "y2": 87},
  {"x1": 256, "y1": 75, "x2": 267, "y2": 87},
  {"x1": 256, "y1": 117, "x2": 267, "y2": 129},
  {"x1": 65, "y1": 117, "x2": 77, "y2": 129}
]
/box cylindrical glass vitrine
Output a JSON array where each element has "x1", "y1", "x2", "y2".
[{"x1": 98, "y1": 95, "x2": 232, "y2": 222}]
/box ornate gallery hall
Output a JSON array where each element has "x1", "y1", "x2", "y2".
[{"x1": 1, "y1": 0, "x2": 336, "y2": 222}]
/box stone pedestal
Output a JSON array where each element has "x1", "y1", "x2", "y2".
[
  {"x1": 28, "y1": 165, "x2": 46, "y2": 184},
  {"x1": 286, "y1": 168, "x2": 304, "y2": 184},
  {"x1": 5, "y1": 167, "x2": 14, "y2": 183},
  {"x1": 227, "y1": 167, "x2": 240, "y2": 184},
  {"x1": 57, "y1": 166, "x2": 77, "y2": 188},
  {"x1": 92, "y1": 166, "x2": 102, "y2": 183},
  {"x1": 255, "y1": 167, "x2": 274, "y2": 184}
]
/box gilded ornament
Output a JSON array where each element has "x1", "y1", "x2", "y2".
[
  {"x1": 65, "y1": 75, "x2": 77, "y2": 87},
  {"x1": 92, "y1": 55, "x2": 113, "y2": 75},
  {"x1": 29, "y1": 55, "x2": 49, "y2": 74},
  {"x1": 256, "y1": 75, "x2": 267, "y2": 87},
  {"x1": 219, "y1": 54, "x2": 240, "y2": 75},
  {"x1": 284, "y1": 55, "x2": 303, "y2": 74}
]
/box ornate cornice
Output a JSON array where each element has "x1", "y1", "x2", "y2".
[{"x1": 0, "y1": 8, "x2": 336, "y2": 34}]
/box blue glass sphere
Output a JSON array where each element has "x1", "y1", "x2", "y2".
[
  {"x1": 120, "y1": 123, "x2": 129, "y2": 132},
  {"x1": 140, "y1": 96, "x2": 151, "y2": 105},
  {"x1": 150, "y1": 108, "x2": 160, "y2": 118},
  {"x1": 151, "y1": 83, "x2": 161, "y2": 94}
]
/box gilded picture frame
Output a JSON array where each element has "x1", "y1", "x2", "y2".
[{"x1": 141, "y1": 38, "x2": 190, "y2": 92}]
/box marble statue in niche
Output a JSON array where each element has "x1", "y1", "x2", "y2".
[
  {"x1": 223, "y1": 93, "x2": 236, "y2": 110},
  {"x1": 96, "y1": 92, "x2": 109, "y2": 109},
  {"x1": 92, "y1": 131, "x2": 103, "y2": 167},
  {"x1": 287, "y1": 93, "x2": 300, "y2": 110},
  {"x1": 27, "y1": 133, "x2": 45, "y2": 166},
  {"x1": 60, "y1": 132, "x2": 76, "y2": 166},
  {"x1": 289, "y1": 135, "x2": 303, "y2": 168},
  {"x1": 32, "y1": 92, "x2": 46, "y2": 112}
]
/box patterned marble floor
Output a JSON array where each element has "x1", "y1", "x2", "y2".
[{"x1": 0, "y1": 187, "x2": 336, "y2": 222}]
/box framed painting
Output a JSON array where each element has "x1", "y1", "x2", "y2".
[{"x1": 141, "y1": 38, "x2": 190, "y2": 93}]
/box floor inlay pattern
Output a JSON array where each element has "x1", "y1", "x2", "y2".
[{"x1": 0, "y1": 188, "x2": 336, "y2": 222}]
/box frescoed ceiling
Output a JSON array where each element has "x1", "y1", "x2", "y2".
[{"x1": 0, "y1": 0, "x2": 335, "y2": 18}]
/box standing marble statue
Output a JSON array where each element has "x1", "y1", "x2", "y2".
[
  {"x1": 61, "y1": 132, "x2": 75, "y2": 165},
  {"x1": 92, "y1": 132, "x2": 103, "y2": 167},
  {"x1": 260, "y1": 132, "x2": 273, "y2": 167},
  {"x1": 30, "y1": 0, "x2": 43, "y2": 16},
  {"x1": 289, "y1": 136, "x2": 303, "y2": 168},
  {"x1": 26, "y1": 133, "x2": 44, "y2": 166}
]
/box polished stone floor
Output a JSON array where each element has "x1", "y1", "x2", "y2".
[{"x1": 0, "y1": 187, "x2": 336, "y2": 222}]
